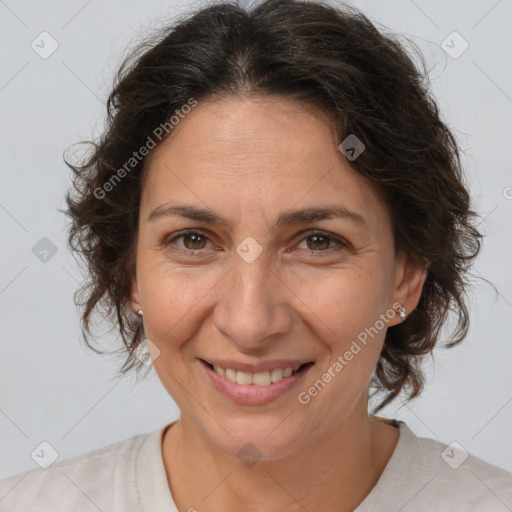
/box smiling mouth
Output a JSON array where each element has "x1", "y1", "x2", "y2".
[{"x1": 200, "y1": 359, "x2": 314, "y2": 386}]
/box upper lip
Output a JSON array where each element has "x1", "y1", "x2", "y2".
[{"x1": 200, "y1": 358, "x2": 313, "y2": 373}]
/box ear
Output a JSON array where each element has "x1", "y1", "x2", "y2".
[
  {"x1": 130, "y1": 275, "x2": 143, "y2": 315},
  {"x1": 388, "y1": 250, "x2": 429, "y2": 327}
]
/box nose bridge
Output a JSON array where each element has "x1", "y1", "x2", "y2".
[
  {"x1": 232, "y1": 253, "x2": 273, "y2": 309},
  {"x1": 213, "y1": 250, "x2": 292, "y2": 348}
]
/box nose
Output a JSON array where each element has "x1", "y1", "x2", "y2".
[{"x1": 212, "y1": 253, "x2": 293, "y2": 352}]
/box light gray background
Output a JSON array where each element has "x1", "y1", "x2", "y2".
[{"x1": 1, "y1": 0, "x2": 511, "y2": 479}]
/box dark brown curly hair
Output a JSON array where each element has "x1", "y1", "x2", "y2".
[{"x1": 64, "y1": 0, "x2": 482, "y2": 413}]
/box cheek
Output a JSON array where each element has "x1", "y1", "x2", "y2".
[
  {"x1": 139, "y1": 264, "x2": 222, "y2": 354},
  {"x1": 290, "y1": 265, "x2": 391, "y2": 339},
  {"x1": 290, "y1": 267, "x2": 391, "y2": 389}
]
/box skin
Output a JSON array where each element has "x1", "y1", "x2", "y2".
[{"x1": 131, "y1": 96, "x2": 428, "y2": 512}]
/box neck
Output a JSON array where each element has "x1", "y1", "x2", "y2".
[{"x1": 161, "y1": 410, "x2": 399, "y2": 512}]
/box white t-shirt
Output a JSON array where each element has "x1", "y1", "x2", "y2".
[{"x1": 1, "y1": 420, "x2": 511, "y2": 511}]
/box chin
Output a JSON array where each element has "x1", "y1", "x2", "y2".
[{"x1": 202, "y1": 414, "x2": 309, "y2": 463}]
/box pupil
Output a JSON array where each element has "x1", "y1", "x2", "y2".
[
  {"x1": 307, "y1": 235, "x2": 329, "y2": 251},
  {"x1": 185, "y1": 234, "x2": 205, "y2": 249}
]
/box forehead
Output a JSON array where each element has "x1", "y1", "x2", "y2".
[
  {"x1": 141, "y1": 96, "x2": 389, "y2": 230},
  {"x1": 146, "y1": 96, "x2": 338, "y2": 171}
]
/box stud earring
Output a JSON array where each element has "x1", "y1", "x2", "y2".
[
  {"x1": 137, "y1": 310, "x2": 143, "y2": 317},
  {"x1": 398, "y1": 305, "x2": 406, "y2": 320}
]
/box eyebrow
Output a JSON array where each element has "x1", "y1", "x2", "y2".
[{"x1": 147, "y1": 203, "x2": 367, "y2": 230}]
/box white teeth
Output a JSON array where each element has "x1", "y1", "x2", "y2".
[
  {"x1": 270, "y1": 368, "x2": 283, "y2": 382},
  {"x1": 225, "y1": 368, "x2": 237, "y2": 383},
  {"x1": 252, "y1": 371, "x2": 272, "y2": 386},
  {"x1": 236, "y1": 371, "x2": 253, "y2": 385},
  {"x1": 213, "y1": 365, "x2": 225, "y2": 376},
  {"x1": 211, "y1": 364, "x2": 303, "y2": 385}
]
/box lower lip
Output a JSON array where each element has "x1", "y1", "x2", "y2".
[{"x1": 200, "y1": 360, "x2": 314, "y2": 406}]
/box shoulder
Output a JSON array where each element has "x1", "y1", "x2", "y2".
[
  {"x1": 0, "y1": 430, "x2": 156, "y2": 512},
  {"x1": 414, "y1": 432, "x2": 512, "y2": 510},
  {"x1": 359, "y1": 420, "x2": 512, "y2": 512}
]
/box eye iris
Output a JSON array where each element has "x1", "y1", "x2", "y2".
[
  {"x1": 184, "y1": 233, "x2": 206, "y2": 250},
  {"x1": 306, "y1": 235, "x2": 330, "y2": 251}
]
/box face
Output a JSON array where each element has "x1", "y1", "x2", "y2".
[{"x1": 131, "y1": 96, "x2": 426, "y2": 460}]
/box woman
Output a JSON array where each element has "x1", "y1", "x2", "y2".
[{"x1": 1, "y1": 0, "x2": 511, "y2": 510}]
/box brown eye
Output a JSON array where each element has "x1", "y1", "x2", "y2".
[
  {"x1": 305, "y1": 234, "x2": 332, "y2": 251},
  {"x1": 182, "y1": 232, "x2": 207, "y2": 250},
  {"x1": 298, "y1": 231, "x2": 347, "y2": 254},
  {"x1": 163, "y1": 230, "x2": 212, "y2": 253}
]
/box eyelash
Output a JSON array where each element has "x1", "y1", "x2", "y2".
[{"x1": 162, "y1": 229, "x2": 348, "y2": 256}]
